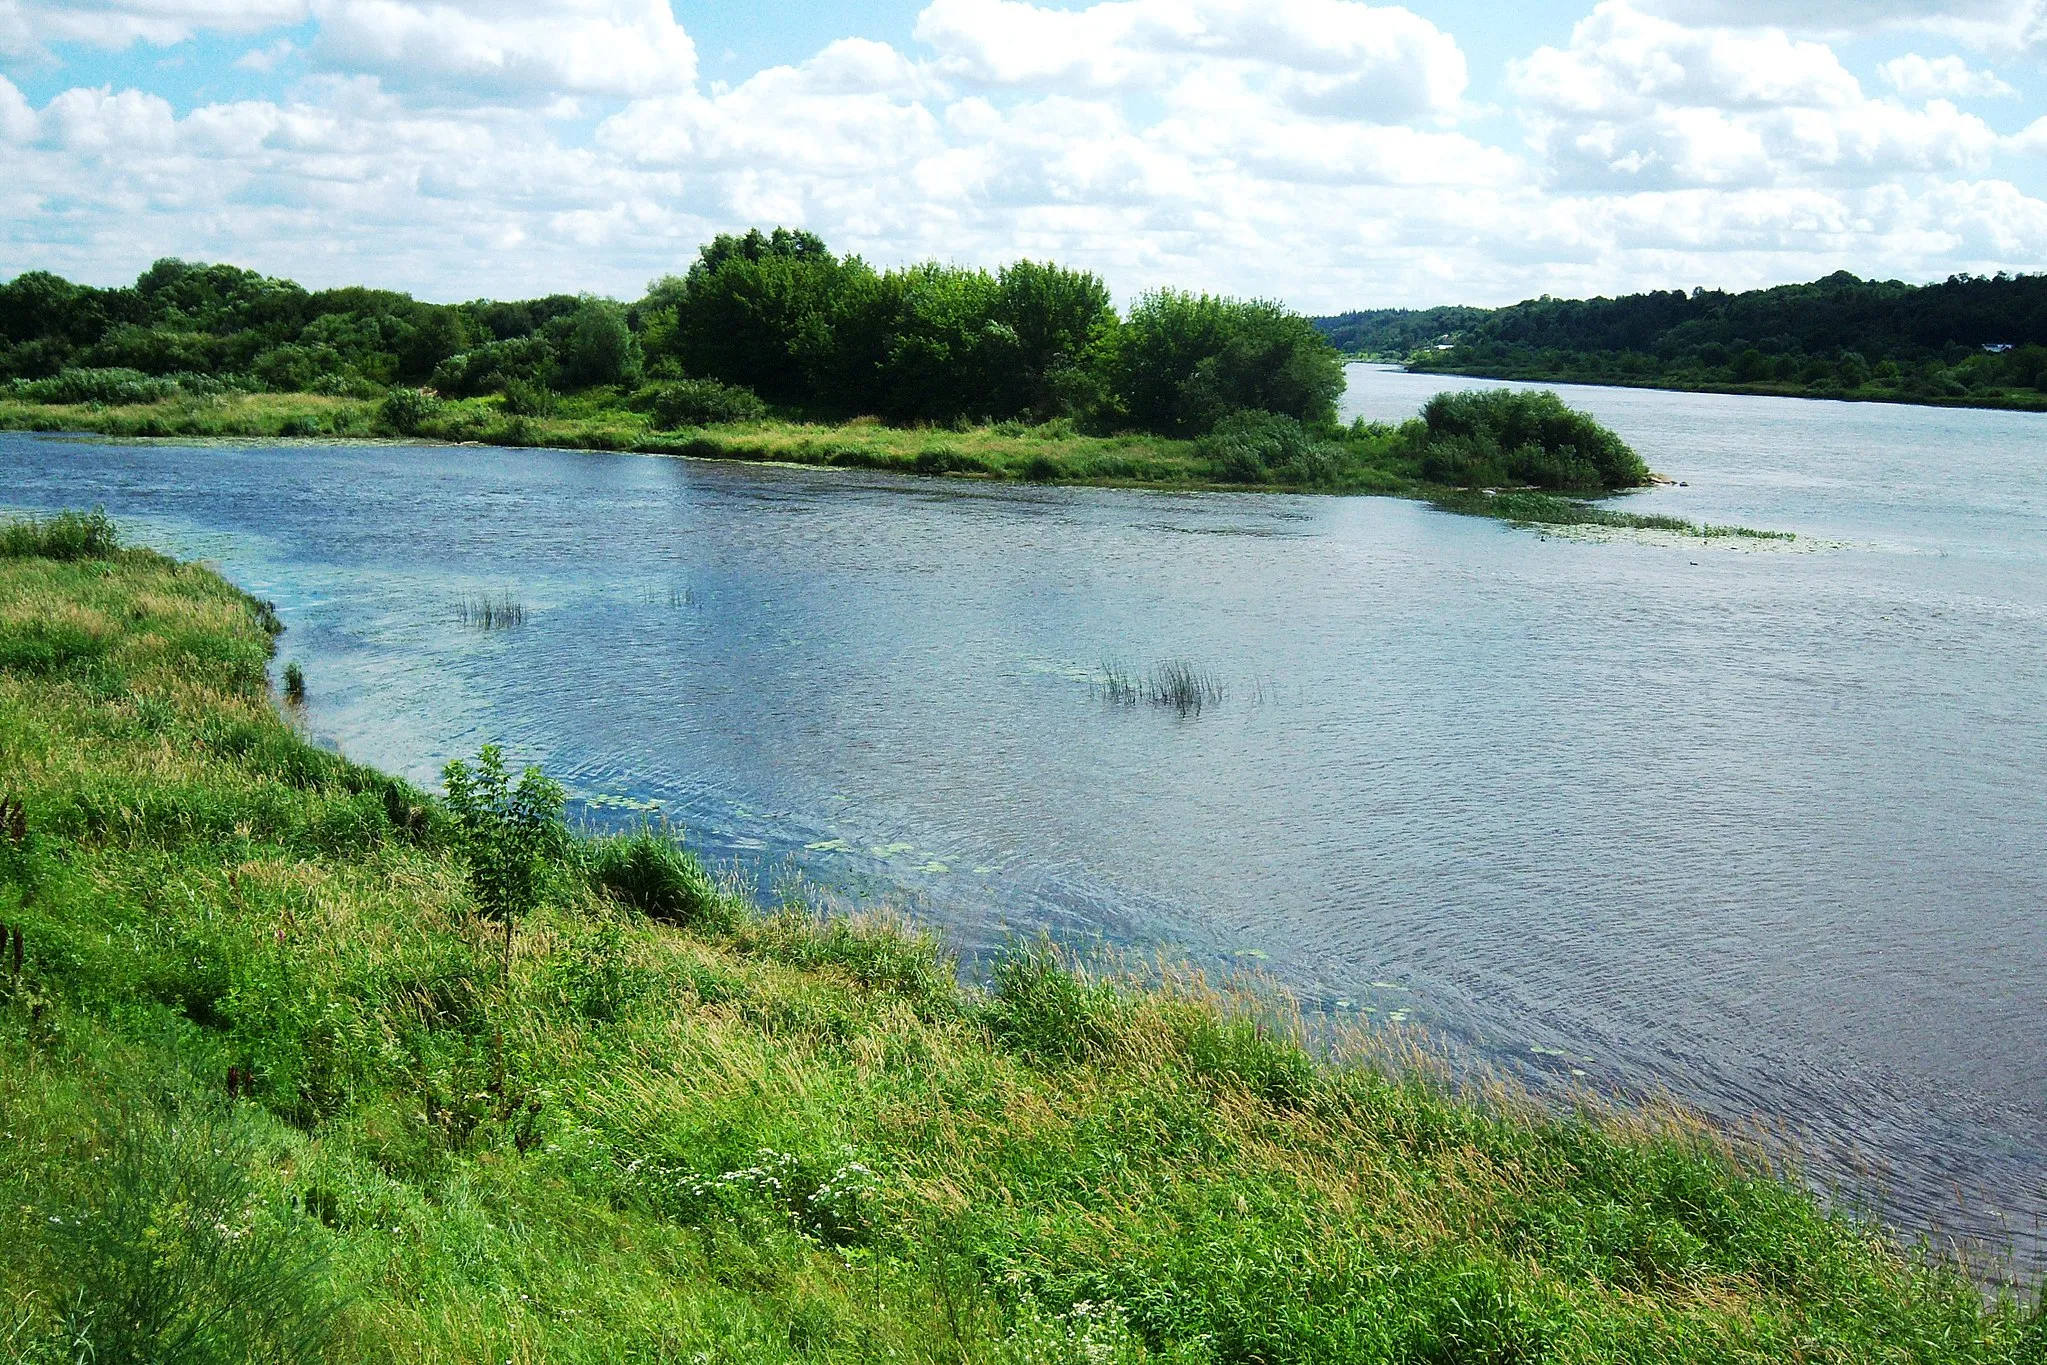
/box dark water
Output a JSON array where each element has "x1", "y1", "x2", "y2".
[{"x1": 4, "y1": 364, "x2": 2043, "y2": 1271}]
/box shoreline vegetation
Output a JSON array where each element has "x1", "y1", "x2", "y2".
[
  {"x1": 1314, "y1": 271, "x2": 2047, "y2": 414},
  {"x1": 0, "y1": 390, "x2": 1787, "y2": 542},
  {"x1": 0, "y1": 508, "x2": 2039, "y2": 1360},
  {"x1": 1, "y1": 237, "x2": 1789, "y2": 540}
]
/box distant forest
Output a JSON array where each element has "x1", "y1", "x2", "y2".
[
  {"x1": 1315, "y1": 272, "x2": 2047, "y2": 408},
  {"x1": 0, "y1": 230, "x2": 1343, "y2": 437}
]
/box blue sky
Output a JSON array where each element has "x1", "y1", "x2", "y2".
[{"x1": 4, "y1": 0, "x2": 2046, "y2": 310}]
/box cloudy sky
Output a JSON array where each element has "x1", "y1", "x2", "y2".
[{"x1": 4, "y1": 0, "x2": 2046, "y2": 310}]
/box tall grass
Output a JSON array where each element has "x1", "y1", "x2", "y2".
[
  {"x1": 1097, "y1": 660, "x2": 1226, "y2": 714},
  {"x1": 0, "y1": 507, "x2": 119, "y2": 560},
  {"x1": 454, "y1": 590, "x2": 527, "y2": 629},
  {"x1": 0, "y1": 537, "x2": 2036, "y2": 1363},
  {"x1": 1147, "y1": 659, "x2": 1224, "y2": 714}
]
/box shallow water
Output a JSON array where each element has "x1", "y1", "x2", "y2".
[{"x1": 4, "y1": 364, "x2": 2043, "y2": 1270}]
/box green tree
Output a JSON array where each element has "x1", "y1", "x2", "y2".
[
  {"x1": 399, "y1": 305, "x2": 472, "y2": 382},
  {"x1": 1114, "y1": 291, "x2": 1344, "y2": 436},
  {"x1": 565, "y1": 299, "x2": 642, "y2": 387},
  {"x1": 441, "y1": 745, "x2": 567, "y2": 978}
]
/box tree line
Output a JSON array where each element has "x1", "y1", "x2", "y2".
[
  {"x1": 0, "y1": 230, "x2": 1344, "y2": 437},
  {"x1": 1316, "y1": 271, "x2": 2047, "y2": 404}
]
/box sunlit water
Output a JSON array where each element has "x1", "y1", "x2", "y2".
[{"x1": 4, "y1": 363, "x2": 2043, "y2": 1271}]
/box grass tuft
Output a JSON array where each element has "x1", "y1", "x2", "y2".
[{"x1": 454, "y1": 590, "x2": 527, "y2": 629}]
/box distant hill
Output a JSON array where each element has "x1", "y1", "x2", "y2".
[{"x1": 1313, "y1": 271, "x2": 2047, "y2": 409}]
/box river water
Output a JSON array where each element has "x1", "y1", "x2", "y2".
[{"x1": 3, "y1": 364, "x2": 2042, "y2": 1270}]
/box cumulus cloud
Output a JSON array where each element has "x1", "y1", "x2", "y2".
[
  {"x1": 1637, "y1": 0, "x2": 2047, "y2": 55},
  {"x1": 1513, "y1": 2, "x2": 2000, "y2": 189},
  {"x1": 0, "y1": 0, "x2": 306, "y2": 55},
  {"x1": 1878, "y1": 54, "x2": 2015, "y2": 100},
  {"x1": 0, "y1": 0, "x2": 2044, "y2": 309},
  {"x1": 307, "y1": 0, "x2": 698, "y2": 101},
  {"x1": 913, "y1": 0, "x2": 1468, "y2": 122}
]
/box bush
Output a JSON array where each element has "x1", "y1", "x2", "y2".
[
  {"x1": 644, "y1": 377, "x2": 767, "y2": 428},
  {"x1": 378, "y1": 386, "x2": 441, "y2": 436},
  {"x1": 587, "y1": 828, "x2": 726, "y2": 930},
  {"x1": 0, "y1": 507, "x2": 120, "y2": 559},
  {"x1": 1195, "y1": 410, "x2": 1325, "y2": 484},
  {"x1": 500, "y1": 378, "x2": 557, "y2": 417},
  {"x1": 430, "y1": 337, "x2": 557, "y2": 398},
  {"x1": 8, "y1": 366, "x2": 182, "y2": 406},
  {"x1": 1417, "y1": 389, "x2": 1648, "y2": 491}
]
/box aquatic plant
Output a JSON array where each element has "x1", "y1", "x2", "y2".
[
  {"x1": 281, "y1": 660, "x2": 306, "y2": 704},
  {"x1": 1097, "y1": 662, "x2": 1139, "y2": 705},
  {"x1": 1148, "y1": 659, "x2": 1224, "y2": 715},
  {"x1": 455, "y1": 590, "x2": 527, "y2": 629}
]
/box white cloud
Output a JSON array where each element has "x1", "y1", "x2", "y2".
[
  {"x1": 913, "y1": 0, "x2": 1467, "y2": 122},
  {"x1": 234, "y1": 36, "x2": 296, "y2": 69},
  {"x1": 1636, "y1": 0, "x2": 2047, "y2": 56},
  {"x1": 307, "y1": 0, "x2": 698, "y2": 101},
  {"x1": 0, "y1": 0, "x2": 306, "y2": 55},
  {"x1": 1, "y1": 0, "x2": 2045, "y2": 311},
  {"x1": 1878, "y1": 54, "x2": 2015, "y2": 100},
  {"x1": 1513, "y1": 3, "x2": 2001, "y2": 190}
]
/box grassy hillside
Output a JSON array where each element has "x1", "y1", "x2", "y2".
[{"x1": 0, "y1": 513, "x2": 2030, "y2": 1363}]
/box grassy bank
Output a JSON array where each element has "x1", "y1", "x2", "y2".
[
  {"x1": 0, "y1": 513, "x2": 2033, "y2": 1361},
  {"x1": 0, "y1": 391, "x2": 1788, "y2": 540}
]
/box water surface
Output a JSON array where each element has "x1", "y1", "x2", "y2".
[{"x1": 4, "y1": 365, "x2": 2043, "y2": 1268}]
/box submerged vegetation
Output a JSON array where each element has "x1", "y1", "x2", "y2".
[
  {"x1": 0, "y1": 234, "x2": 1795, "y2": 536},
  {"x1": 0, "y1": 516, "x2": 2033, "y2": 1360}
]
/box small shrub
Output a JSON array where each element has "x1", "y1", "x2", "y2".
[
  {"x1": 500, "y1": 378, "x2": 558, "y2": 417},
  {"x1": 442, "y1": 745, "x2": 569, "y2": 974},
  {"x1": 644, "y1": 378, "x2": 766, "y2": 429},
  {"x1": 1020, "y1": 455, "x2": 1061, "y2": 482},
  {"x1": 276, "y1": 414, "x2": 323, "y2": 438},
  {"x1": 0, "y1": 507, "x2": 120, "y2": 559},
  {"x1": 1192, "y1": 409, "x2": 1346, "y2": 485},
  {"x1": 587, "y1": 828, "x2": 726, "y2": 930},
  {"x1": 378, "y1": 386, "x2": 441, "y2": 436},
  {"x1": 281, "y1": 661, "x2": 306, "y2": 704}
]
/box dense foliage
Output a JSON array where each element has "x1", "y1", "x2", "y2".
[
  {"x1": 0, "y1": 533, "x2": 2033, "y2": 1360},
  {"x1": 1, "y1": 233, "x2": 1342, "y2": 437},
  {"x1": 1315, "y1": 272, "x2": 2047, "y2": 407}
]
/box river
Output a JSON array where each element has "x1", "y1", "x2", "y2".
[{"x1": 4, "y1": 363, "x2": 2043, "y2": 1270}]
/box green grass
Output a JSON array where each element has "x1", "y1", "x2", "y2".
[{"x1": 0, "y1": 525, "x2": 2040, "y2": 1360}]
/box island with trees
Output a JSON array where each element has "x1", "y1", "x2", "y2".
[
  {"x1": 1316, "y1": 271, "x2": 2047, "y2": 411},
  {"x1": 0, "y1": 232, "x2": 1779, "y2": 537}
]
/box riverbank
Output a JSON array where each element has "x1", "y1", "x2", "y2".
[
  {"x1": 1399, "y1": 361, "x2": 2047, "y2": 414},
  {"x1": 0, "y1": 393, "x2": 1790, "y2": 540},
  {"x1": 0, "y1": 512, "x2": 2033, "y2": 1360}
]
